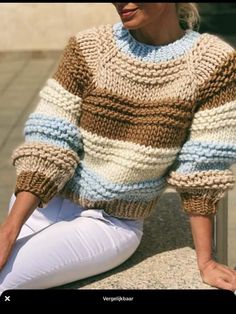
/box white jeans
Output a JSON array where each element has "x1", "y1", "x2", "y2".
[{"x1": 0, "y1": 194, "x2": 143, "y2": 294}]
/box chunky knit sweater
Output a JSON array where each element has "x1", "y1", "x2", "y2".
[{"x1": 12, "y1": 22, "x2": 236, "y2": 219}]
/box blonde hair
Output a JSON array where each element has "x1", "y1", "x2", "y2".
[{"x1": 176, "y1": 3, "x2": 200, "y2": 31}]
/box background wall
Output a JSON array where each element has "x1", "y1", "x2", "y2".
[
  {"x1": 0, "y1": 3, "x2": 119, "y2": 51},
  {"x1": 199, "y1": 3, "x2": 236, "y2": 34},
  {"x1": 1, "y1": 3, "x2": 236, "y2": 51}
]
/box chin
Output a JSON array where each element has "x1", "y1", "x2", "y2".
[
  {"x1": 118, "y1": 8, "x2": 147, "y2": 30},
  {"x1": 121, "y1": 19, "x2": 145, "y2": 30}
]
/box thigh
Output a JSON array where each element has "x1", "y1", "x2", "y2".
[
  {"x1": 0, "y1": 213, "x2": 142, "y2": 292},
  {"x1": 8, "y1": 194, "x2": 66, "y2": 239}
]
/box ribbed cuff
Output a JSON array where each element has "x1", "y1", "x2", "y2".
[
  {"x1": 179, "y1": 191, "x2": 221, "y2": 216},
  {"x1": 15, "y1": 171, "x2": 58, "y2": 207}
]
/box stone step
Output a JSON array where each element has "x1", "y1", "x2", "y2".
[
  {"x1": 59, "y1": 247, "x2": 213, "y2": 290},
  {"x1": 57, "y1": 190, "x2": 214, "y2": 289}
]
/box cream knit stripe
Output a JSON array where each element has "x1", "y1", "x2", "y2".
[
  {"x1": 93, "y1": 57, "x2": 196, "y2": 103},
  {"x1": 194, "y1": 100, "x2": 236, "y2": 118},
  {"x1": 190, "y1": 100, "x2": 236, "y2": 132},
  {"x1": 92, "y1": 70, "x2": 197, "y2": 105},
  {"x1": 83, "y1": 155, "x2": 168, "y2": 184},
  {"x1": 35, "y1": 100, "x2": 78, "y2": 125},
  {"x1": 35, "y1": 78, "x2": 82, "y2": 124},
  {"x1": 74, "y1": 27, "x2": 100, "y2": 71},
  {"x1": 189, "y1": 100, "x2": 236, "y2": 142},
  {"x1": 191, "y1": 128, "x2": 236, "y2": 144},
  {"x1": 81, "y1": 128, "x2": 179, "y2": 166},
  {"x1": 80, "y1": 127, "x2": 179, "y2": 183},
  {"x1": 13, "y1": 142, "x2": 79, "y2": 191},
  {"x1": 92, "y1": 25, "x2": 198, "y2": 102},
  {"x1": 194, "y1": 35, "x2": 234, "y2": 88},
  {"x1": 168, "y1": 169, "x2": 235, "y2": 190},
  {"x1": 101, "y1": 56, "x2": 190, "y2": 85}
]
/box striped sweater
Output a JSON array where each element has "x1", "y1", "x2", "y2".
[{"x1": 12, "y1": 22, "x2": 236, "y2": 219}]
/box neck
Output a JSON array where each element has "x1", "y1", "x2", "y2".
[{"x1": 130, "y1": 7, "x2": 185, "y2": 46}]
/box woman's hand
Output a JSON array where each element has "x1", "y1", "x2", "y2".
[
  {"x1": 0, "y1": 192, "x2": 40, "y2": 270},
  {"x1": 0, "y1": 222, "x2": 19, "y2": 270},
  {"x1": 189, "y1": 214, "x2": 236, "y2": 291},
  {"x1": 200, "y1": 259, "x2": 236, "y2": 291}
]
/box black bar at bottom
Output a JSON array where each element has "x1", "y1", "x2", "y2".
[{"x1": 0, "y1": 289, "x2": 236, "y2": 307}]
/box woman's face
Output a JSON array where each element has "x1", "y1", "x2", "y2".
[{"x1": 112, "y1": 3, "x2": 169, "y2": 29}]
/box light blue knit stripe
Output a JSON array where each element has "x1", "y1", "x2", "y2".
[
  {"x1": 24, "y1": 113, "x2": 83, "y2": 152},
  {"x1": 64, "y1": 162, "x2": 166, "y2": 202},
  {"x1": 112, "y1": 22, "x2": 201, "y2": 63},
  {"x1": 174, "y1": 140, "x2": 236, "y2": 173},
  {"x1": 178, "y1": 140, "x2": 236, "y2": 162},
  {"x1": 176, "y1": 161, "x2": 231, "y2": 174}
]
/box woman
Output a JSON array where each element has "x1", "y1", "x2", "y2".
[{"x1": 0, "y1": 3, "x2": 236, "y2": 292}]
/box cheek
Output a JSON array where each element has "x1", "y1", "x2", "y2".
[
  {"x1": 144, "y1": 4, "x2": 167, "y2": 19},
  {"x1": 135, "y1": 7, "x2": 155, "y2": 24}
]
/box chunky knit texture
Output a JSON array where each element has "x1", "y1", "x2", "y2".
[{"x1": 12, "y1": 22, "x2": 236, "y2": 218}]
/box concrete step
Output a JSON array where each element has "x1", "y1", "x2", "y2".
[
  {"x1": 56, "y1": 190, "x2": 214, "y2": 289},
  {"x1": 59, "y1": 247, "x2": 213, "y2": 290}
]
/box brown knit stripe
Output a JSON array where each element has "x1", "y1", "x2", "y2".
[
  {"x1": 82, "y1": 101, "x2": 192, "y2": 126},
  {"x1": 197, "y1": 81, "x2": 236, "y2": 111},
  {"x1": 53, "y1": 36, "x2": 92, "y2": 97},
  {"x1": 15, "y1": 171, "x2": 58, "y2": 205},
  {"x1": 198, "y1": 51, "x2": 236, "y2": 102},
  {"x1": 84, "y1": 87, "x2": 194, "y2": 118},
  {"x1": 61, "y1": 190, "x2": 158, "y2": 219},
  {"x1": 80, "y1": 110, "x2": 189, "y2": 148},
  {"x1": 180, "y1": 193, "x2": 218, "y2": 216}
]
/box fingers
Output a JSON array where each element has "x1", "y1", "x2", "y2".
[
  {"x1": 215, "y1": 277, "x2": 235, "y2": 292},
  {"x1": 218, "y1": 264, "x2": 236, "y2": 277},
  {"x1": 216, "y1": 264, "x2": 236, "y2": 288},
  {"x1": 201, "y1": 262, "x2": 236, "y2": 291}
]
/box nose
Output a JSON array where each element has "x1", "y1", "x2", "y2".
[{"x1": 113, "y1": 3, "x2": 128, "y2": 9}]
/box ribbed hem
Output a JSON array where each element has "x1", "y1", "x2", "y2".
[
  {"x1": 179, "y1": 191, "x2": 222, "y2": 216},
  {"x1": 97, "y1": 198, "x2": 157, "y2": 219},
  {"x1": 60, "y1": 190, "x2": 159, "y2": 219},
  {"x1": 15, "y1": 171, "x2": 58, "y2": 207}
]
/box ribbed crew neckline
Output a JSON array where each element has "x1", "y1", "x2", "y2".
[{"x1": 112, "y1": 22, "x2": 201, "y2": 63}]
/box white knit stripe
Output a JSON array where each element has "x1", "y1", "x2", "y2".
[
  {"x1": 35, "y1": 100, "x2": 78, "y2": 125},
  {"x1": 81, "y1": 128, "x2": 180, "y2": 167},
  {"x1": 93, "y1": 25, "x2": 197, "y2": 102},
  {"x1": 83, "y1": 154, "x2": 169, "y2": 184},
  {"x1": 94, "y1": 65, "x2": 197, "y2": 103},
  {"x1": 80, "y1": 128, "x2": 179, "y2": 184},
  {"x1": 35, "y1": 78, "x2": 83, "y2": 124},
  {"x1": 191, "y1": 100, "x2": 236, "y2": 131},
  {"x1": 195, "y1": 100, "x2": 236, "y2": 118},
  {"x1": 190, "y1": 126, "x2": 236, "y2": 143},
  {"x1": 168, "y1": 169, "x2": 234, "y2": 189}
]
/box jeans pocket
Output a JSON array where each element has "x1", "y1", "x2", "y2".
[
  {"x1": 80, "y1": 209, "x2": 118, "y2": 227},
  {"x1": 57, "y1": 198, "x2": 84, "y2": 221}
]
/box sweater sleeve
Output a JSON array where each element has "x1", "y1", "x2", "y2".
[
  {"x1": 167, "y1": 37, "x2": 236, "y2": 216},
  {"x1": 12, "y1": 35, "x2": 93, "y2": 206}
]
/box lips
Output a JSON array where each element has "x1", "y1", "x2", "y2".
[
  {"x1": 119, "y1": 8, "x2": 138, "y2": 18},
  {"x1": 121, "y1": 8, "x2": 137, "y2": 13}
]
